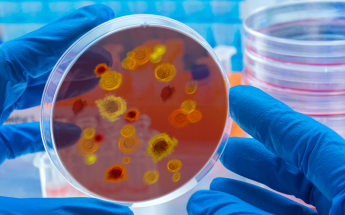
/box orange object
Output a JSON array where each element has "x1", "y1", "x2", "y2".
[
  {"x1": 121, "y1": 57, "x2": 136, "y2": 70},
  {"x1": 77, "y1": 138, "x2": 99, "y2": 155},
  {"x1": 132, "y1": 46, "x2": 152, "y2": 65},
  {"x1": 167, "y1": 159, "x2": 182, "y2": 172},
  {"x1": 121, "y1": 125, "x2": 136, "y2": 137},
  {"x1": 181, "y1": 99, "x2": 196, "y2": 114},
  {"x1": 99, "y1": 71, "x2": 123, "y2": 91},
  {"x1": 94, "y1": 63, "x2": 110, "y2": 77},
  {"x1": 168, "y1": 109, "x2": 190, "y2": 128},
  {"x1": 83, "y1": 127, "x2": 96, "y2": 139},
  {"x1": 187, "y1": 110, "x2": 202, "y2": 123},
  {"x1": 143, "y1": 170, "x2": 159, "y2": 185},
  {"x1": 123, "y1": 109, "x2": 140, "y2": 122},
  {"x1": 104, "y1": 164, "x2": 128, "y2": 183},
  {"x1": 185, "y1": 80, "x2": 198, "y2": 94},
  {"x1": 122, "y1": 157, "x2": 131, "y2": 164},
  {"x1": 118, "y1": 135, "x2": 140, "y2": 154},
  {"x1": 154, "y1": 63, "x2": 176, "y2": 82},
  {"x1": 172, "y1": 172, "x2": 181, "y2": 182}
]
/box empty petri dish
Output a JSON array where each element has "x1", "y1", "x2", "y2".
[{"x1": 40, "y1": 15, "x2": 231, "y2": 207}]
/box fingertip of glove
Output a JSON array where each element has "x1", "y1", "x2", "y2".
[{"x1": 210, "y1": 177, "x2": 229, "y2": 190}]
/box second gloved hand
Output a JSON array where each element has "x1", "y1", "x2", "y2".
[{"x1": 187, "y1": 85, "x2": 345, "y2": 215}]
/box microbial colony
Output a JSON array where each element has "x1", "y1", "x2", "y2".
[{"x1": 51, "y1": 25, "x2": 228, "y2": 203}]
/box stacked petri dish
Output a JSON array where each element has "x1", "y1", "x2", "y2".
[{"x1": 242, "y1": 1, "x2": 345, "y2": 137}]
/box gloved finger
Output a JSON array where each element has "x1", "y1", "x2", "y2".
[
  {"x1": 209, "y1": 178, "x2": 318, "y2": 215},
  {"x1": 0, "y1": 196, "x2": 133, "y2": 215},
  {"x1": 53, "y1": 121, "x2": 82, "y2": 149},
  {"x1": 230, "y1": 85, "x2": 345, "y2": 203},
  {"x1": 15, "y1": 45, "x2": 113, "y2": 109},
  {"x1": 0, "y1": 4, "x2": 114, "y2": 117},
  {"x1": 187, "y1": 190, "x2": 273, "y2": 215},
  {"x1": 221, "y1": 137, "x2": 331, "y2": 215},
  {"x1": 24, "y1": 43, "x2": 113, "y2": 87},
  {"x1": 0, "y1": 121, "x2": 81, "y2": 165}
]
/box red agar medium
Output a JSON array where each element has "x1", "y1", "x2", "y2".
[{"x1": 53, "y1": 25, "x2": 228, "y2": 203}]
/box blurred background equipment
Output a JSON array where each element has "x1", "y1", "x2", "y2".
[{"x1": 243, "y1": 1, "x2": 345, "y2": 138}]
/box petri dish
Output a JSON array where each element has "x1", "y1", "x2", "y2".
[
  {"x1": 40, "y1": 15, "x2": 231, "y2": 207},
  {"x1": 244, "y1": 0, "x2": 345, "y2": 91}
]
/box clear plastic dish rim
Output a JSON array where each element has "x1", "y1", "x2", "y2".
[
  {"x1": 243, "y1": 0, "x2": 345, "y2": 47},
  {"x1": 40, "y1": 14, "x2": 231, "y2": 208},
  {"x1": 245, "y1": 47, "x2": 345, "y2": 73},
  {"x1": 242, "y1": 67, "x2": 345, "y2": 96}
]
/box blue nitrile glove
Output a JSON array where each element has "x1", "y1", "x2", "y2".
[
  {"x1": 187, "y1": 85, "x2": 345, "y2": 215},
  {"x1": 0, "y1": 4, "x2": 133, "y2": 215}
]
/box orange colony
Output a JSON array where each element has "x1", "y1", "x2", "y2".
[
  {"x1": 143, "y1": 170, "x2": 159, "y2": 185},
  {"x1": 123, "y1": 109, "x2": 140, "y2": 122},
  {"x1": 168, "y1": 109, "x2": 189, "y2": 128},
  {"x1": 121, "y1": 57, "x2": 136, "y2": 70},
  {"x1": 122, "y1": 157, "x2": 131, "y2": 164},
  {"x1": 147, "y1": 133, "x2": 178, "y2": 163},
  {"x1": 77, "y1": 138, "x2": 100, "y2": 155},
  {"x1": 154, "y1": 63, "x2": 176, "y2": 82},
  {"x1": 188, "y1": 109, "x2": 203, "y2": 123},
  {"x1": 172, "y1": 172, "x2": 181, "y2": 182},
  {"x1": 118, "y1": 135, "x2": 140, "y2": 154},
  {"x1": 132, "y1": 46, "x2": 152, "y2": 65},
  {"x1": 181, "y1": 99, "x2": 196, "y2": 114},
  {"x1": 185, "y1": 80, "x2": 198, "y2": 94},
  {"x1": 121, "y1": 125, "x2": 136, "y2": 137},
  {"x1": 99, "y1": 71, "x2": 123, "y2": 91},
  {"x1": 104, "y1": 164, "x2": 128, "y2": 183},
  {"x1": 167, "y1": 159, "x2": 182, "y2": 172},
  {"x1": 83, "y1": 127, "x2": 96, "y2": 139},
  {"x1": 94, "y1": 63, "x2": 110, "y2": 77}
]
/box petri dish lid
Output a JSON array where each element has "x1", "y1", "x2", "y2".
[
  {"x1": 244, "y1": 0, "x2": 345, "y2": 64},
  {"x1": 41, "y1": 15, "x2": 231, "y2": 207}
]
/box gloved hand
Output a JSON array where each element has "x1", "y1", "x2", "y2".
[
  {"x1": 187, "y1": 85, "x2": 345, "y2": 215},
  {"x1": 0, "y1": 4, "x2": 133, "y2": 215}
]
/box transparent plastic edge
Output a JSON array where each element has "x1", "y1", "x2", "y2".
[
  {"x1": 41, "y1": 14, "x2": 231, "y2": 207},
  {"x1": 243, "y1": 0, "x2": 345, "y2": 46}
]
